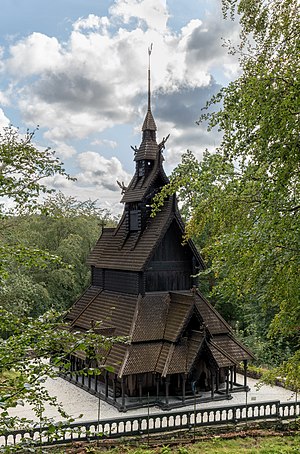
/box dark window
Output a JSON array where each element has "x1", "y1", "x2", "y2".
[
  {"x1": 130, "y1": 210, "x2": 139, "y2": 231},
  {"x1": 138, "y1": 161, "x2": 145, "y2": 177}
]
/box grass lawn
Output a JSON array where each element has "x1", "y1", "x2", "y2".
[{"x1": 49, "y1": 433, "x2": 300, "y2": 453}]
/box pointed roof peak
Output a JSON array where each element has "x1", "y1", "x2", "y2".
[
  {"x1": 142, "y1": 109, "x2": 157, "y2": 131},
  {"x1": 142, "y1": 43, "x2": 157, "y2": 132}
]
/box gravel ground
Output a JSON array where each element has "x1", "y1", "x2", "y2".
[{"x1": 8, "y1": 374, "x2": 296, "y2": 424}]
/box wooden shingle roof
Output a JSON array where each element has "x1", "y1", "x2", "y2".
[
  {"x1": 88, "y1": 198, "x2": 172, "y2": 271},
  {"x1": 121, "y1": 342, "x2": 163, "y2": 375},
  {"x1": 121, "y1": 154, "x2": 168, "y2": 203},
  {"x1": 131, "y1": 293, "x2": 168, "y2": 342},
  {"x1": 87, "y1": 199, "x2": 204, "y2": 272},
  {"x1": 68, "y1": 289, "x2": 253, "y2": 377},
  {"x1": 142, "y1": 109, "x2": 157, "y2": 132},
  {"x1": 67, "y1": 289, "x2": 137, "y2": 336},
  {"x1": 207, "y1": 341, "x2": 237, "y2": 368},
  {"x1": 65, "y1": 286, "x2": 102, "y2": 324},
  {"x1": 164, "y1": 293, "x2": 193, "y2": 342},
  {"x1": 195, "y1": 292, "x2": 232, "y2": 335},
  {"x1": 213, "y1": 333, "x2": 255, "y2": 361}
]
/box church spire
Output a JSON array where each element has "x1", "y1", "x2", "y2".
[
  {"x1": 142, "y1": 44, "x2": 157, "y2": 132},
  {"x1": 147, "y1": 43, "x2": 152, "y2": 111}
]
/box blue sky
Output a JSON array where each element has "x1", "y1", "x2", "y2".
[{"x1": 0, "y1": 0, "x2": 240, "y2": 213}]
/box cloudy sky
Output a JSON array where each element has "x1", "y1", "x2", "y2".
[{"x1": 0, "y1": 0, "x2": 240, "y2": 214}]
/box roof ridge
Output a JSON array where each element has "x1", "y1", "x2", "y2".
[
  {"x1": 162, "y1": 343, "x2": 175, "y2": 377},
  {"x1": 70, "y1": 287, "x2": 103, "y2": 327},
  {"x1": 128, "y1": 293, "x2": 143, "y2": 342},
  {"x1": 196, "y1": 291, "x2": 233, "y2": 332},
  {"x1": 209, "y1": 339, "x2": 238, "y2": 365},
  {"x1": 227, "y1": 332, "x2": 256, "y2": 359}
]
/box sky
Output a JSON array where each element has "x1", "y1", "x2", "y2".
[{"x1": 0, "y1": 0, "x2": 240, "y2": 214}]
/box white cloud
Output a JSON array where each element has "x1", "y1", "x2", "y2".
[
  {"x1": 52, "y1": 142, "x2": 77, "y2": 159},
  {"x1": 91, "y1": 139, "x2": 118, "y2": 149},
  {"x1": 0, "y1": 0, "x2": 241, "y2": 199},
  {"x1": 1, "y1": 0, "x2": 238, "y2": 144},
  {"x1": 0, "y1": 91, "x2": 10, "y2": 106},
  {"x1": 76, "y1": 151, "x2": 131, "y2": 192},
  {"x1": 6, "y1": 33, "x2": 63, "y2": 77},
  {"x1": 0, "y1": 108, "x2": 10, "y2": 129},
  {"x1": 109, "y1": 0, "x2": 169, "y2": 32},
  {"x1": 73, "y1": 14, "x2": 110, "y2": 32}
]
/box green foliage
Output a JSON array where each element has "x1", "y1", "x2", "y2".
[
  {"x1": 0, "y1": 126, "x2": 120, "y2": 449},
  {"x1": 0, "y1": 126, "x2": 74, "y2": 212},
  {"x1": 0, "y1": 309, "x2": 120, "y2": 434},
  {"x1": 1, "y1": 192, "x2": 113, "y2": 315},
  {"x1": 153, "y1": 0, "x2": 299, "y2": 383},
  {"x1": 0, "y1": 273, "x2": 50, "y2": 316},
  {"x1": 0, "y1": 126, "x2": 74, "y2": 283}
]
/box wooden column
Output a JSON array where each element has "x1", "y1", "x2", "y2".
[
  {"x1": 113, "y1": 375, "x2": 117, "y2": 402},
  {"x1": 81, "y1": 360, "x2": 85, "y2": 386},
  {"x1": 211, "y1": 372, "x2": 215, "y2": 399},
  {"x1": 226, "y1": 369, "x2": 230, "y2": 396},
  {"x1": 105, "y1": 371, "x2": 109, "y2": 398},
  {"x1": 75, "y1": 358, "x2": 79, "y2": 383},
  {"x1": 156, "y1": 374, "x2": 160, "y2": 399},
  {"x1": 182, "y1": 374, "x2": 186, "y2": 403},
  {"x1": 70, "y1": 355, "x2": 74, "y2": 372},
  {"x1": 243, "y1": 360, "x2": 248, "y2": 388},
  {"x1": 165, "y1": 376, "x2": 170, "y2": 405},
  {"x1": 233, "y1": 365, "x2": 237, "y2": 384},
  {"x1": 216, "y1": 369, "x2": 220, "y2": 392},
  {"x1": 138, "y1": 376, "x2": 143, "y2": 401},
  {"x1": 121, "y1": 377, "x2": 126, "y2": 409},
  {"x1": 230, "y1": 366, "x2": 234, "y2": 391}
]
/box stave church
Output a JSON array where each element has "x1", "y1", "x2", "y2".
[{"x1": 63, "y1": 55, "x2": 254, "y2": 411}]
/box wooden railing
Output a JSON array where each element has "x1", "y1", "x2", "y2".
[{"x1": 1, "y1": 400, "x2": 299, "y2": 449}]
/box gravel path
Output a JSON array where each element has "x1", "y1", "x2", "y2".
[{"x1": 8, "y1": 374, "x2": 296, "y2": 424}]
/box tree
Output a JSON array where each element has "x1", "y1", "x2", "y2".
[
  {"x1": 0, "y1": 308, "x2": 120, "y2": 445},
  {"x1": 0, "y1": 126, "x2": 73, "y2": 211},
  {"x1": 0, "y1": 126, "x2": 74, "y2": 282},
  {"x1": 3, "y1": 193, "x2": 114, "y2": 315},
  {"x1": 0, "y1": 126, "x2": 120, "y2": 446},
  {"x1": 153, "y1": 0, "x2": 300, "y2": 388}
]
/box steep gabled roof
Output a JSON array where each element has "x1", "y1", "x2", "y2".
[
  {"x1": 207, "y1": 340, "x2": 237, "y2": 368},
  {"x1": 65, "y1": 286, "x2": 102, "y2": 323},
  {"x1": 66, "y1": 289, "x2": 137, "y2": 336},
  {"x1": 87, "y1": 197, "x2": 200, "y2": 271},
  {"x1": 131, "y1": 292, "x2": 169, "y2": 342},
  {"x1": 164, "y1": 293, "x2": 194, "y2": 342},
  {"x1": 87, "y1": 198, "x2": 204, "y2": 272},
  {"x1": 213, "y1": 333, "x2": 255, "y2": 361},
  {"x1": 195, "y1": 291, "x2": 232, "y2": 335},
  {"x1": 67, "y1": 288, "x2": 253, "y2": 377}
]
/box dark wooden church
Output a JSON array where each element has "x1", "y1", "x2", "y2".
[{"x1": 63, "y1": 60, "x2": 254, "y2": 411}]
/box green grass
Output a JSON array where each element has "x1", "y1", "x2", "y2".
[{"x1": 49, "y1": 434, "x2": 300, "y2": 453}]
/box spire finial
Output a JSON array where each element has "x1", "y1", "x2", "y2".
[{"x1": 147, "y1": 43, "x2": 153, "y2": 111}]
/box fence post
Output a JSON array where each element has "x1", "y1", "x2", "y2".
[
  {"x1": 276, "y1": 401, "x2": 281, "y2": 420},
  {"x1": 232, "y1": 407, "x2": 237, "y2": 425}
]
